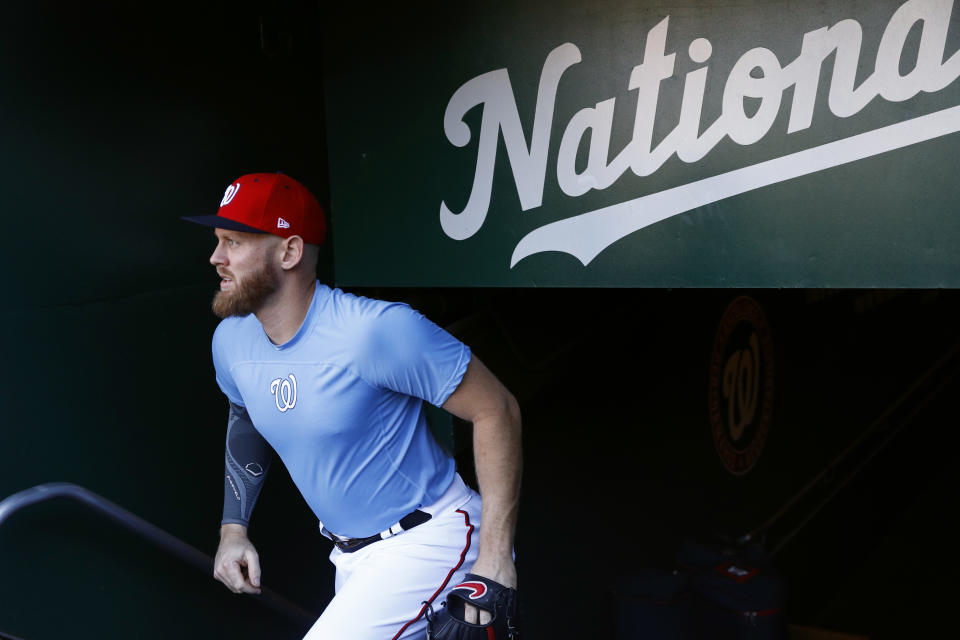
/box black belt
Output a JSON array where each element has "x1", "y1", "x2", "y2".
[{"x1": 323, "y1": 509, "x2": 433, "y2": 553}]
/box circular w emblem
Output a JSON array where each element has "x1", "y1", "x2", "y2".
[{"x1": 270, "y1": 374, "x2": 297, "y2": 413}]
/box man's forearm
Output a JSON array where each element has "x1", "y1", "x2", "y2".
[
  {"x1": 439, "y1": 355, "x2": 523, "y2": 588},
  {"x1": 471, "y1": 395, "x2": 522, "y2": 567},
  {"x1": 222, "y1": 402, "x2": 274, "y2": 526}
]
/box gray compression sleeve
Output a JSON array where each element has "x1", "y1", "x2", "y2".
[{"x1": 222, "y1": 401, "x2": 274, "y2": 528}]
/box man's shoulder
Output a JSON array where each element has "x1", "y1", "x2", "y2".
[
  {"x1": 325, "y1": 287, "x2": 411, "y2": 326},
  {"x1": 320, "y1": 289, "x2": 425, "y2": 361}
]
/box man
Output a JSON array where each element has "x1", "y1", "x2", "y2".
[{"x1": 182, "y1": 172, "x2": 521, "y2": 639}]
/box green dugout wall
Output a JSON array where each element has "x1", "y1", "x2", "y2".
[{"x1": 323, "y1": 0, "x2": 960, "y2": 286}]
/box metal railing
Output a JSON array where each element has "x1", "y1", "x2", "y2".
[
  {"x1": 744, "y1": 338, "x2": 960, "y2": 556},
  {"x1": 0, "y1": 482, "x2": 317, "y2": 629}
]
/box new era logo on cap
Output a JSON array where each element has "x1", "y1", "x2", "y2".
[{"x1": 182, "y1": 173, "x2": 326, "y2": 245}]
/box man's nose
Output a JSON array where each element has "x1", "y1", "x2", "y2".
[{"x1": 210, "y1": 242, "x2": 226, "y2": 266}]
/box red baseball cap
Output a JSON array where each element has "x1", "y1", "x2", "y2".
[{"x1": 183, "y1": 173, "x2": 326, "y2": 245}]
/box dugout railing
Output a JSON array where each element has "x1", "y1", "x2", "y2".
[{"x1": 0, "y1": 483, "x2": 318, "y2": 634}]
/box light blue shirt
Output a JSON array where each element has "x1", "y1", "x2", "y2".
[{"x1": 212, "y1": 282, "x2": 470, "y2": 538}]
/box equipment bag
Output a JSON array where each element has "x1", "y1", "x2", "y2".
[{"x1": 677, "y1": 538, "x2": 786, "y2": 640}]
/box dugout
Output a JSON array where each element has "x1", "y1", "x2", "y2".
[{"x1": 2, "y1": 1, "x2": 959, "y2": 639}]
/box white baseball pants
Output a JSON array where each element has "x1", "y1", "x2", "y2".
[{"x1": 303, "y1": 474, "x2": 481, "y2": 640}]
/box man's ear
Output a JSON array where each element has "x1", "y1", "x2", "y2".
[{"x1": 279, "y1": 235, "x2": 305, "y2": 271}]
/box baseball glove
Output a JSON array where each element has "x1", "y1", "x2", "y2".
[{"x1": 425, "y1": 573, "x2": 519, "y2": 640}]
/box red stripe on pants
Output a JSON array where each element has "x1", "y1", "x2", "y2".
[{"x1": 391, "y1": 509, "x2": 475, "y2": 640}]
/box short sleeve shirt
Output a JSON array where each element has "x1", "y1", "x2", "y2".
[{"x1": 212, "y1": 282, "x2": 470, "y2": 537}]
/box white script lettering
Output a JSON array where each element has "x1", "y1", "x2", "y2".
[{"x1": 440, "y1": 0, "x2": 960, "y2": 265}]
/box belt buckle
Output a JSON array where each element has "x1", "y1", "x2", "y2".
[
  {"x1": 322, "y1": 526, "x2": 364, "y2": 552},
  {"x1": 335, "y1": 532, "x2": 380, "y2": 553},
  {"x1": 335, "y1": 537, "x2": 363, "y2": 552}
]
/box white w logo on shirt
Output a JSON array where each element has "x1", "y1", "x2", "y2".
[{"x1": 270, "y1": 374, "x2": 297, "y2": 412}]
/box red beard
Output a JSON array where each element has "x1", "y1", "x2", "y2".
[{"x1": 211, "y1": 262, "x2": 281, "y2": 318}]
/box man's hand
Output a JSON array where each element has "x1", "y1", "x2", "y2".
[
  {"x1": 463, "y1": 556, "x2": 518, "y2": 625},
  {"x1": 214, "y1": 523, "x2": 262, "y2": 594}
]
